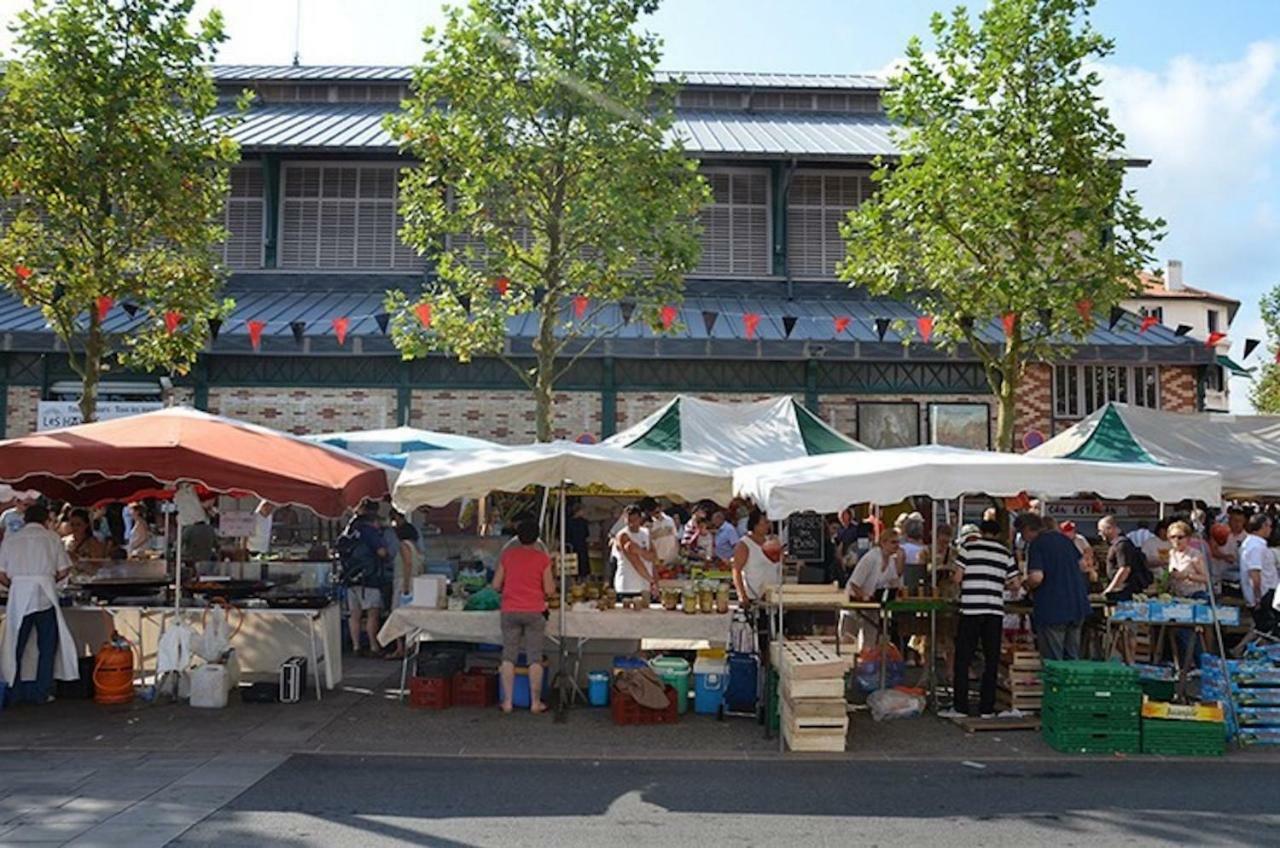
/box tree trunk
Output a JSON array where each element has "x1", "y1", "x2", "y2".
[
  {"x1": 532, "y1": 298, "x2": 558, "y2": 443},
  {"x1": 995, "y1": 373, "x2": 1018, "y2": 453},
  {"x1": 77, "y1": 315, "x2": 104, "y2": 424}
]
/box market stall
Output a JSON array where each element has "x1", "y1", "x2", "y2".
[
  {"x1": 0, "y1": 407, "x2": 394, "y2": 696},
  {"x1": 381, "y1": 440, "x2": 735, "y2": 707}
]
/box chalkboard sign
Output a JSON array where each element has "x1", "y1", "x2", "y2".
[{"x1": 787, "y1": 511, "x2": 826, "y2": 562}]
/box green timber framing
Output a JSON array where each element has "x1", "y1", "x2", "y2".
[{"x1": 0, "y1": 349, "x2": 1008, "y2": 438}]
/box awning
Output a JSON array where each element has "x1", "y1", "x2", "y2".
[
  {"x1": 307, "y1": 426, "x2": 497, "y2": 468},
  {"x1": 392, "y1": 441, "x2": 731, "y2": 512},
  {"x1": 1029, "y1": 402, "x2": 1280, "y2": 499},
  {"x1": 735, "y1": 444, "x2": 1222, "y2": 519},
  {"x1": 1217, "y1": 354, "x2": 1254, "y2": 377}
]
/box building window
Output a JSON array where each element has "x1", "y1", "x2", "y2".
[
  {"x1": 1053, "y1": 364, "x2": 1159, "y2": 419},
  {"x1": 1139, "y1": 305, "x2": 1163, "y2": 322},
  {"x1": 220, "y1": 164, "x2": 265, "y2": 269},
  {"x1": 695, "y1": 169, "x2": 770, "y2": 277},
  {"x1": 787, "y1": 171, "x2": 869, "y2": 278},
  {"x1": 1207, "y1": 309, "x2": 1220, "y2": 334},
  {"x1": 1206, "y1": 364, "x2": 1225, "y2": 393},
  {"x1": 278, "y1": 163, "x2": 423, "y2": 271}
]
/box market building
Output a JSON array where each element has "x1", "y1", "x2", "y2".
[{"x1": 0, "y1": 65, "x2": 1214, "y2": 445}]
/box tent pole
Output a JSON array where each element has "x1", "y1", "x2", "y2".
[
  {"x1": 557, "y1": 482, "x2": 570, "y2": 721},
  {"x1": 174, "y1": 511, "x2": 182, "y2": 616},
  {"x1": 928, "y1": 500, "x2": 940, "y2": 710}
]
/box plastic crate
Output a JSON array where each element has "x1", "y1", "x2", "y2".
[
  {"x1": 409, "y1": 675, "x2": 452, "y2": 709},
  {"x1": 611, "y1": 684, "x2": 678, "y2": 725},
  {"x1": 1141, "y1": 718, "x2": 1226, "y2": 755},
  {"x1": 1044, "y1": 685, "x2": 1141, "y2": 705},
  {"x1": 1043, "y1": 707, "x2": 1139, "y2": 734},
  {"x1": 1042, "y1": 660, "x2": 1139, "y2": 684},
  {"x1": 1043, "y1": 727, "x2": 1140, "y2": 754},
  {"x1": 451, "y1": 671, "x2": 498, "y2": 707},
  {"x1": 1235, "y1": 706, "x2": 1280, "y2": 726},
  {"x1": 1140, "y1": 678, "x2": 1176, "y2": 702}
]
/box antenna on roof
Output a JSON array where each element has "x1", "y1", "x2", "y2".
[{"x1": 291, "y1": 0, "x2": 302, "y2": 66}]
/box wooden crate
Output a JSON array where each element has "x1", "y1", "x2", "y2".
[
  {"x1": 783, "y1": 725, "x2": 848, "y2": 752},
  {"x1": 778, "y1": 640, "x2": 852, "y2": 681},
  {"x1": 783, "y1": 676, "x2": 845, "y2": 701},
  {"x1": 781, "y1": 701, "x2": 849, "y2": 752}
]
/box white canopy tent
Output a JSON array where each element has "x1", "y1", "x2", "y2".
[{"x1": 735, "y1": 444, "x2": 1223, "y2": 520}]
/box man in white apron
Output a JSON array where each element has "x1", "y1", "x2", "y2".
[{"x1": 0, "y1": 502, "x2": 78, "y2": 704}]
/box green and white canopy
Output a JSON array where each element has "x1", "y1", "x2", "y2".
[
  {"x1": 1028, "y1": 402, "x2": 1280, "y2": 499},
  {"x1": 603, "y1": 395, "x2": 866, "y2": 467}
]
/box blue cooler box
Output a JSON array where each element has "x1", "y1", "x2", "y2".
[
  {"x1": 498, "y1": 654, "x2": 547, "y2": 708},
  {"x1": 587, "y1": 671, "x2": 610, "y2": 706},
  {"x1": 694, "y1": 657, "x2": 729, "y2": 715},
  {"x1": 725, "y1": 652, "x2": 759, "y2": 712}
]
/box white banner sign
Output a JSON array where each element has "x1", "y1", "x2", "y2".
[
  {"x1": 37, "y1": 401, "x2": 163, "y2": 431},
  {"x1": 218, "y1": 511, "x2": 258, "y2": 538}
]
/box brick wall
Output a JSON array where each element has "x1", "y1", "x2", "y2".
[
  {"x1": 4, "y1": 386, "x2": 39, "y2": 437},
  {"x1": 1013, "y1": 363, "x2": 1053, "y2": 451},
  {"x1": 410, "y1": 389, "x2": 601, "y2": 444},
  {"x1": 1160, "y1": 365, "x2": 1198, "y2": 413},
  {"x1": 206, "y1": 387, "x2": 396, "y2": 434}
]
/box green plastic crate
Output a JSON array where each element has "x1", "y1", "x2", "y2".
[
  {"x1": 1043, "y1": 686, "x2": 1142, "y2": 707},
  {"x1": 766, "y1": 668, "x2": 780, "y2": 733},
  {"x1": 1042, "y1": 660, "x2": 1139, "y2": 686},
  {"x1": 1043, "y1": 727, "x2": 1141, "y2": 754},
  {"x1": 1043, "y1": 710, "x2": 1139, "y2": 735},
  {"x1": 1140, "y1": 678, "x2": 1176, "y2": 701}
]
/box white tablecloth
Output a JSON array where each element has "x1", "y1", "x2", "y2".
[{"x1": 378, "y1": 608, "x2": 731, "y2": 647}]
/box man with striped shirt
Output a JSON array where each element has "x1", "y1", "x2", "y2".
[{"x1": 942, "y1": 520, "x2": 1020, "y2": 719}]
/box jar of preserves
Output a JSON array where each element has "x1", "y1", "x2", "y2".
[
  {"x1": 697, "y1": 584, "x2": 714, "y2": 614},
  {"x1": 716, "y1": 583, "x2": 731, "y2": 614},
  {"x1": 682, "y1": 587, "x2": 698, "y2": 614}
]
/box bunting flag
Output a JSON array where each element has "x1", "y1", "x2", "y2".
[
  {"x1": 247, "y1": 319, "x2": 266, "y2": 351},
  {"x1": 874, "y1": 317, "x2": 891, "y2": 341},
  {"x1": 457, "y1": 294, "x2": 472, "y2": 314},
  {"x1": 958, "y1": 316, "x2": 975, "y2": 333},
  {"x1": 290, "y1": 321, "x2": 306, "y2": 346},
  {"x1": 1244, "y1": 338, "x2": 1261, "y2": 359},
  {"x1": 743, "y1": 312, "x2": 761, "y2": 340},
  {"x1": 1108, "y1": 306, "x2": 1125, "y2": 331},
  {"x1": 494, "y1": 277, "x2": 509, "y2": 297},
  {"x1": 782, "y1": 315, "x2": 797, "y2": 339},
  {"x1": 532, "y1": 288, "x2": 546, "y2": 307},
  {"x1": 701, "y1": 310, "x2": 718, "y2": 335},
  {"x1": 163, "y1": 310, "x2": 182, "y2": 335},
  {"x1": 13, "y1": 264, "x2": 31, "y2": 281},
  {"x1": 415, "y1": 303, "x2": 432, "y2": 329},
  {"x1": 51, "y1": 282, "x2": 65, "y2": 303},
  {"x1": 374, "y1": 313, "x2": 390, "y2": 334},
  {"x1": 620, "y1": 301, "x2": 636, "y2": 324},
  {"x1": 1275, "y1": 349, "x2": 1280, "y2": 364},
  {"x1": 1037, "y1": 307, "x2": 1053, "y2": 327},
  {"x1": 660, "y1": 305, "x2": 678, "y2": 330},
  {"x1": 1001, "y1": 312, "x2": 1018, "y2": 339},
  {"x1": 1075, "y1": 299, "x2": 1093, "y2": 322},
  {"x1": 834, "y1": 316, "x2": 852, "y2": 335},
  {"x1": 572, "y1": 295, "x2": 589, "y2": 320},
  {"x1": 332, "y1": 316, "x2": 350, "y2": 346},
  {"x1": 207, "y1": 317, "x2": 222, "y2": 342},
  {"x1": 121, "y1": 301, "x2": 139, "y2": 318},
  {"x1": 1206, "y1": 332, "x2": 1226, "y2": 348},
  {"x1": 915, "y1": 315, "x2": 933, "y2": 343},
  {"x1": 1138, "y1": 315, "x2": 1159, "y2": 334},
  {"x1": 96, "y1": 296, "x2": 114, "y2": 322},
  {"x1": 1174, "y1": 324, "x2": 1192, "y2": 337}
]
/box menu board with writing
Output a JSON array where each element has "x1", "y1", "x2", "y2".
[{"x1": 787, "y1": 512, "x2": 826, "y2": 562}]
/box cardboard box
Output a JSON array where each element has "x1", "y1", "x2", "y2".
[{"x1": 412, "y1": 575, "x2": 449, "y2": 609}]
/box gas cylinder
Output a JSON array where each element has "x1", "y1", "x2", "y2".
[{"x1": 92, "y1": 632, "x2": 135, "y2": 705}]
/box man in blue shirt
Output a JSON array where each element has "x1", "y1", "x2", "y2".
[
  {"x1": 1022, "y1": 513, "x2": 1091, "y2": 661},
  {"x1": 711, "y1": 510, "x2": 740, "y2": 561}
]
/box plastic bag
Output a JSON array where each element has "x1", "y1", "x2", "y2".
[
  {"x1": 855, "y1": 644, "x2": 905, "y2": 693},
  {"x1": 867, "y1": 687, "x2": 925, "y2": 721},
  {"x1": 156, "y1": 622, "x2": 193, "y2": 676},
  {"x1": 194, "y1": 606, "x2": 232, "y2": 662},
  {"x1": 464, "y1": 586, "x2": 501, "y2": 611}
]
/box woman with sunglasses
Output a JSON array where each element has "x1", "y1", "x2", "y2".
[{"x1": 1167, "y1": 521, "x2": 1210, "y2": 601}]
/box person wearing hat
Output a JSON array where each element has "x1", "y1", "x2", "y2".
[{"x1": 1060, "y1": 521, "x2": 1096, "y2": 584}]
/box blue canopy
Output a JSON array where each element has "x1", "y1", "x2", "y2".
[{"x1": 307, "y1": 426, "x2": 498, "y2": 468}]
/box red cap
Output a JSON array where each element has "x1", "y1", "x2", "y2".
[{"x1": 1060, "y1": 520, "x2": 1076, "y2": 534}]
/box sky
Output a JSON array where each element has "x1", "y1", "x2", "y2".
[{"x1": 0, "y1": 0, "x2": 1277, "y2": 411}]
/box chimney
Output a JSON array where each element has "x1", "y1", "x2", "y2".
[{"x1": 1165, "y1": 259, "x2": 1184, "y2": 292}]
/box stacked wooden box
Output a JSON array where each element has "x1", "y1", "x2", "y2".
[
  {"x1": 997, "y1": 642, "x2": 1043, "y2": 714},
  {"x1": 777, "y1": 639, "x2": 852, "y2": 752}
]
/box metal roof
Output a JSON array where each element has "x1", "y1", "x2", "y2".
[
  {"x1": 211, "y1": 66, "x2": 885, "y2": 90},
  {"x1": 0, "y1": 276, "x2": 1214, "y2": 364},
  {"x1": 223, "y1": 103, "x2": 901, "y2": 158}
]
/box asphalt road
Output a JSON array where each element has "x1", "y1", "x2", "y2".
[{"x1": 173, "y1": 754, "x2": 1279, "y2": 847}]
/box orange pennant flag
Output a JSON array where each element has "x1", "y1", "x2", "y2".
[
  {"x1": 332, "y1": 316, "x2": 350, "y2": 346},
  {"x1": 415, "y1": 303, "x2": 432, "y2": 329}
]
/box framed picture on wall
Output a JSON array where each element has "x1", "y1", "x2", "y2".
[
  {"x1": 857, "y1": 402, "x2": 920, "y2": 449},
  {"x1": 928, "y1": 402, "x2": 991, "y2": 451}
]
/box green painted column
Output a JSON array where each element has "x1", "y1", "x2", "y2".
[
  {"x1": 193, "y1": 357, "x2": 209, "y2": 410},
  {"x1": 262, "y1": 154, "x2": 281, "y2": 268},
  {"x1": 397, "y1": 360, "x2": 412, "y2": 426},
  {"x1": 601, "y1": 356, "x2": 617, "y2": 439},
  {"x1": 804, "y1": 358, "x2": 819, "y2": 413},
  {"x1": 771, "y1": 162, "x2": 788, "y2": 276}
]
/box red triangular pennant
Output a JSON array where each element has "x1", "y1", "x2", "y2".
[
  {"x1": 743, "y1": 312, "x2": 761, "y2": 340},
  {"x1": 415, "y1": 303, "x2": 432, "y2": 329},
  {"x1": 96, "y1": 296, "x2": 114, "y2": 322},
  {"x1": 332, "y1": 316, "x2": 350, "y2": 346},
  {"x1": 1075, "y1": 299, "x2": 1093, "y2": 322},
  {"x1": 247, "y1": 319, "x2": 266, "y2": 351},
  {"x1": 834, "y1": 316, "x2": 851, "y2": 335},
  {"x1": 1001, "y1": 312, "x2": 1018, "y2": 339},
  {"x1": 13, "y1": 264, "x2": 31, "y2": 281},
  {"x1": 1139, "y1": 315, "x2": 1159, "y2": 334},
  {"x1": 495, "y1": 277, "x2": 509, "y2": 297},
  {"x1": 164, "y1": 311, "x2": 182, "y2": 335},
  {"x1": 1206, "y1": 332, "x2": 1226, "y2": 347},
  {"x1": 915, "y1": 315, "x2": 933, "y2": 343},
  {"x1": 660, "y1": 305, "x2": 678, "y2": 330},
  {"x1": 573, "y1": 295, "x2": 589, "y2": 320}
]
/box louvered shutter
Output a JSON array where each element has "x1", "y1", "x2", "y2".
[
  {"x1": 695, "y1": 170, "x2": 769, "y2": 277},
  {"x1": 220, "y1": 164, "x2": 265, "y2": 269},
  {"x1": 786, "y1": 171, "x2": 867, "y2": 278}
]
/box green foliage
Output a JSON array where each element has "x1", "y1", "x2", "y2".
[
  {"x1": 840, "y1": 0, "x2": 1164, "y2": 450},
  {"x1": 0, "y1": 0, "x2": 244, "y2": 419},
  {"x1": 386, "y1": 0, "x2": 707, "y2": 440},
  {"x1": 1251, "y1": 285, "x2": 1280, "y2": 413}
]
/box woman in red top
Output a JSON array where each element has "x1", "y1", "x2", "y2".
[{"x1": 492, "y1": 519, "x2": 555, "y2": 714}]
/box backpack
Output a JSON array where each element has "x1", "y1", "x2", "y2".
[{"x1": 337, "y1": 521, "x2": 385, "y2": 587}]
